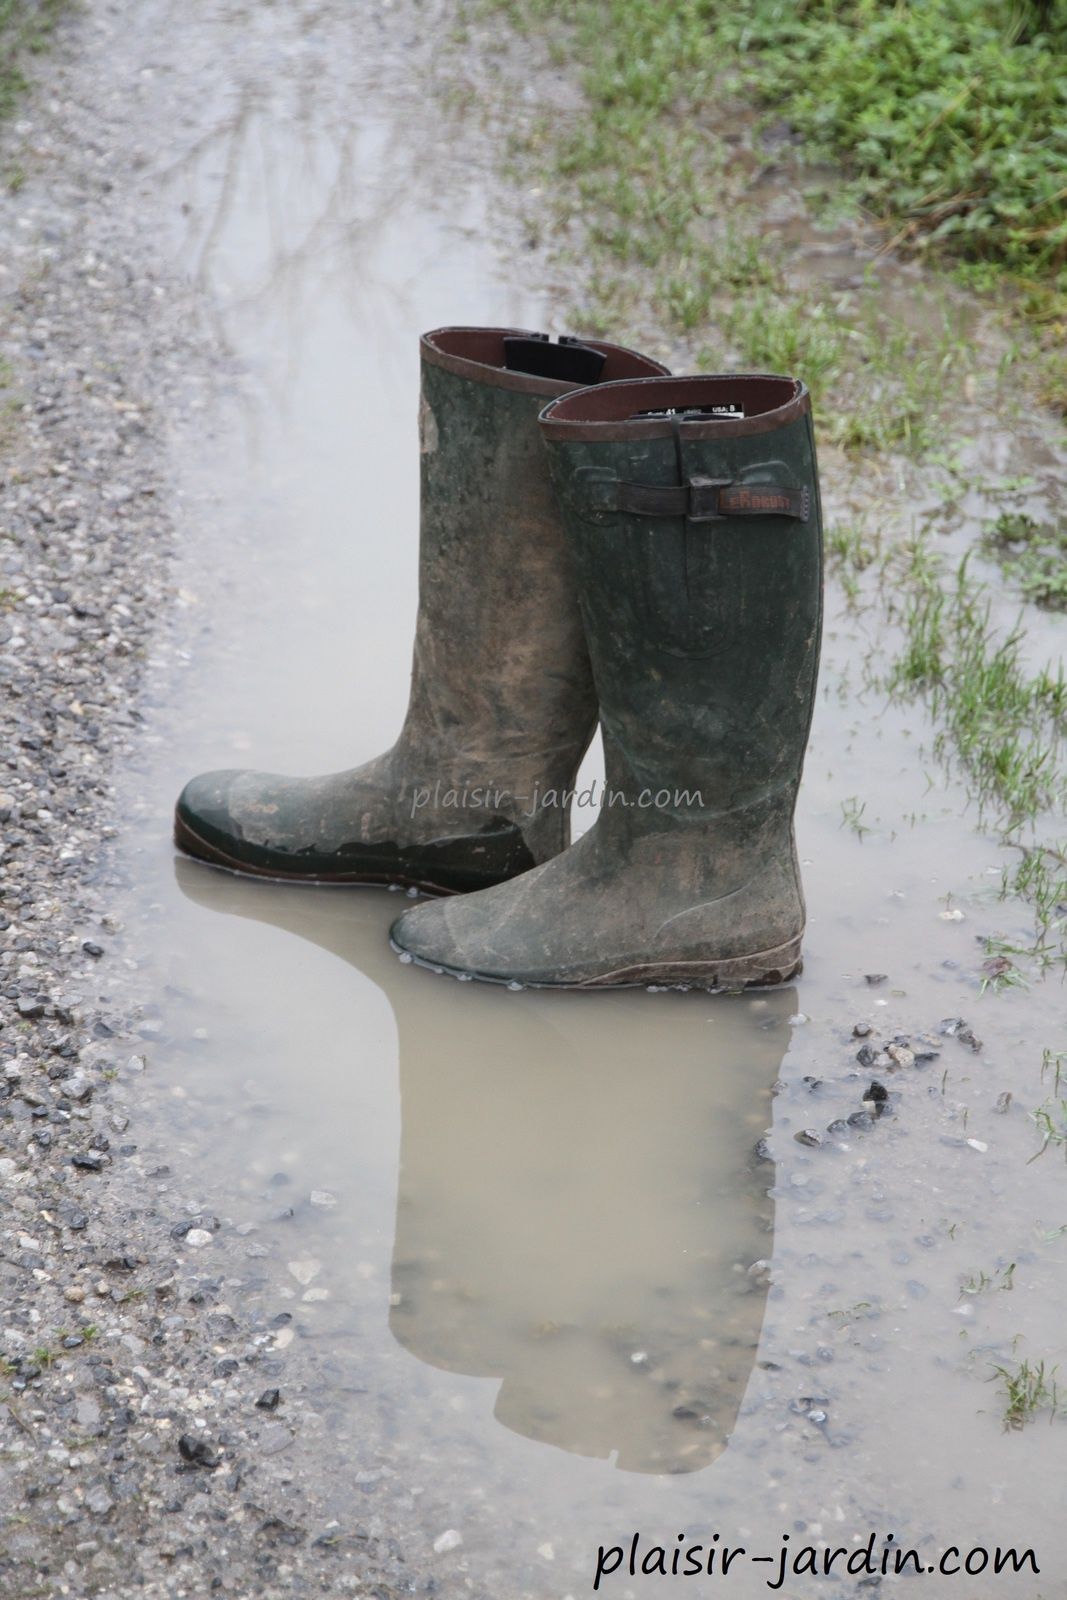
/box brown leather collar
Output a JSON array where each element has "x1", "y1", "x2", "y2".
[
  {"x1": 539, "y1": 374, "x2": 810, "y2": 439},
  {"x1": 420, "y1": 326, "x2": 670, "y2": 397}
]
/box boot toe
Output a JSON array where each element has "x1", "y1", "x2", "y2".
[
  {"x1": 391, "y1": 899, "x2": 468, "y2": 974},
  {"x1": 174, "y1": 770, "x2": 249, "y2": 864}
]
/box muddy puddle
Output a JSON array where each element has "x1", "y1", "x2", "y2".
[{"x1": 105, "y1": 1, "x2": 1067, "y2": 1594}]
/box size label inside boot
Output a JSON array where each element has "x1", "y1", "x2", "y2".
[{"x1": 633, "y1": 403, "x2": 746, "y2": 419}]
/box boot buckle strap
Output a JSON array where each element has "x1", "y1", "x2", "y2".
[{"x1": 586, "y1": 475, "x2": 811, "y2": 523}]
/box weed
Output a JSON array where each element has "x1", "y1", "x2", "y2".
[
  {"x1": 840, "y1": 796, "x2": 871, "y2": 839},
  {"x1": 1029, "y1": 1098, "x2": 1067, "y2": 1162},
  {"x1": 981, "y1": 511, "x2": 1067, "y2": 610},
  {"x1": 989, "y1": 1357, "x2": 1062, "y2": 1430},
  {"x1": 960, "y1": 1262, "x2": 1015, "y2": 1296},
  {"x1": 1, "y1": 0, "x2": 69, "y2": 124},
  {"x1": 885, "y1": 553, "x2": 1065, "y2": 832}
]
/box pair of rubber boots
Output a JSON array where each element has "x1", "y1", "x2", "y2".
[{"x1": 175, "y1": 326, "x2": 823, "y2": 990}]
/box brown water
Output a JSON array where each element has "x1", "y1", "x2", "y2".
[{"x1": 109, "y1": 1, "x2": 1067, "y2": 1594}]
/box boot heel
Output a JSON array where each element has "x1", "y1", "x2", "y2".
[{"x1": 704, "y1": 933, "x2": 804, "y2": 991}]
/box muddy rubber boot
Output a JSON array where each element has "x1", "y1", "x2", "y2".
[
  {"x1": 174, "y1": 327, "x2": 668, "y2": 893},
  {"x1": 391, "y1": 372, "x2": 822, "y2": 986}
]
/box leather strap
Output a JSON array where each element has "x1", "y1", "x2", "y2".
[{"x1": 591, "y1": 475, "x2": 811, "y2": 523}]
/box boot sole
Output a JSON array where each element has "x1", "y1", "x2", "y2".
[
  {"x1": 174, "y1": 810, "x2": 462, "y2": 897},
  {"x1": 389, "y1": 934, "x2": 804, "y2": 993}
]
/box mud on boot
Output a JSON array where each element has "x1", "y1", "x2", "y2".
[
  {"x1": 175, "y1": 327, "x2": 668, "y2": 892},
  {"x1": 391, "y1": 371, "x2": 822, "y2": 982}
]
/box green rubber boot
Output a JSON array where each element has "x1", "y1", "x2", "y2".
[
  {"x1": 175, "y1": 327, "x2": 668, "y2": 893},
  {"x1": 391, "y1": 372, "x2": 823, "y2": 986}
]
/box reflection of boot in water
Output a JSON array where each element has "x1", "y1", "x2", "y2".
[{"x1": 175, "y1": 857, "x2": 791, "y2": 1474}]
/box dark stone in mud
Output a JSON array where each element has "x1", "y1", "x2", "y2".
[
  {"x1": 81, "y1": 941, "x2": 104, "y2": 958},
  {"x1": 214, "y1": 1358, "x2": 240, "y2": 1378},
  {"x1": 802, "y1": 1075, "x2": 823, "y2": 1091},
  {"x1": 17, "y1": 998, "x2": 45, "y2": 1020},
  {"x1": 256, "y1": 1388, "x2": 282, "y2": 1411},
  {"x1": 71, "y1": 1152, "x2": 105, "y2": 1171},
  {"x1": 939, "y1": 1017, "x2": 982, "y2": 1051},
  {"x1": 825, "y1": 1119, "x2": 849, "y2": 1136},
  {"x1": 752, "y1": 1135, "x2": 774, "y2": 1163},
  {"x1": 852, "y1": 1021, "x2": 872, "y2": 1038},
  {"x1": 178, "y1": 1434, "x2": 220, "y2": 1469},
  {"x1": 864, "y1": 1081, "x2": 889, "y2": 1106},
  {"x1": 794, "y1": 1128, "x2": 823, "y2": 1147},
  {"x1": 171, "y1": 1215, "x2": 221, "y2": 1240},
  {"x1": 855, "y1": 1043, "x2": 878, "y2": 1068},
  {"x1": 864, "y1": 974, "x2": 887, "y2": 986},
  {"x1": 847, "y1": 1111, "x2": 874, "y2": 1129}
]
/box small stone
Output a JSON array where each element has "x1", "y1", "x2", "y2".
[
  {"x1": 256, "y1": 1388, "x2": 281, "y2": 1411},
  {"x1": 71, "y1": 1152, "x2": 104, "y2": 1172},
  {"x1": 885, "y1": 1045, "x2": 914, "y2": 1069},
  {"x1": 178, "y1": 1434, "x2": 219, "y2": 1469},
  {"x1": 794, "y1": 1128, "x2": 823, "y2": 1147},
  {"x1": 17, "y1": 998, "x2": 45, "y2": 1020},
  {"x1": 63, "y1": 1286, "x2": 86, "y2": 1304},
  {"x1": 183, "y1": 1229, "x2": 213, "y2": 1249},
  {"x1": 994, "y1": 1092, "x2": 1012, "y2": 1114},
  {"x1": 85, "y1": 1484, "x2": 114, "y2": 1517},
  {"x1": 287, "y1": 1258, "x2": 322, "y2": 1286},
  {"x1": 64, "y1": 1071, "x2": 93, "y2": 1102},
  {"x1": 852, "y1": 1022, "x2": 872, "y2": 1038},
  {"x1": 81, "y1": 941, "x2": 104, "y2": 958},
  {"x1": 939, "y1": 908, "x2": 965, "y2": 922},
  {"x1": 864, "y1": 974, "x2": 887, "y2": 986},
  {"x1": 309, "y1": 1190, "x2": 337, "y2": 1208},
  {"x1": 433, "y1": 1529, "x2": 463, "y2": 1554},
  {"x1": 864, "y1": 1081, "x2": 889, "y2": 1106},
  {"x1": 966, "y1": 1138, "x2": 988, "y2": 1153}
]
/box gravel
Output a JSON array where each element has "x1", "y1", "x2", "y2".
[{"x1": 0, "y1": 5, "x2": 452, "y2": 1596}]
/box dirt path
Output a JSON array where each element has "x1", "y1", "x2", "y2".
[{"x1": 1, "y1": 3, "x2": 1066, "y2": 1598}]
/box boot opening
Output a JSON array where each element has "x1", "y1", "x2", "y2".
[
  {"x1": 422, "y1": 326, "x2": 669, "y2": 386},
  {"x1": 544, "y1": 374, "x2": 802, "y2": 425}
]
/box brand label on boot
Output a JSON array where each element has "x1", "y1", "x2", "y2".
[{"x1": 634, "y1": 403, "x2": 746, "y2": 420}]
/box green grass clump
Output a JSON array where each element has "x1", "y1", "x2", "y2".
[
  {"x1": 990, "y1": 1357, "x2": 1063, "y2": 1429},
  {"x1": 885, "y1": 553, "x2": 1067, "y2": 832},
  {"x1": 981, "y1": 511, "x2": 1067, "y2": 609},
  {"x1": 715, "y1": 0, "x2": 1067, "y2": 289},
  {"x1": 0, "y1": 0, "x2": 67, "y2": 123},
  {"x1": 492, "y1": 0, "x2": 1065, "y2": 295}
]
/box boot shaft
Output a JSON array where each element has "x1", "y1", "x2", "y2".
[
  {"x1": 540, "y1": 374, "x2": 823, "y2": 828},
  {"x1": 405, "y1": 328, "x2": 669, "y2": 787}
]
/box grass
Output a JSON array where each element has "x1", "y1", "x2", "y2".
[
  {"x1": 1029, "y1": 1097, "x2": 1067, "y2": 1162},
  {"x1": 885, "y1": 552, "x2": 1066, "y2": 834},
  {"x1": 475, "y1": 0, "x2": 1000, "y2": 455},
  {"x1": 981, "y1": 511, "x2": 1067, "y2": 610},
  {"x1": 989, "y1": 1357, "x2": 1063, "y2": 1430},
  {"x1": 479, "y1": 0, "x2": 1066, "y2": 436},
  {"x1": 960, "y1": 1262, "x2": 1016, "y2": 1296},
  {"x1": 0, "y1": 0, "x2": 68, "y2": 124},
  {"x1": 713, "y1": 0, "x2": 1067, "y2": 290}
]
